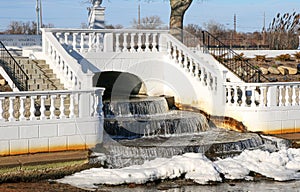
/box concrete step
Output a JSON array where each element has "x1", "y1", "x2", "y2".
[
  {"x1": 8, "y1": 57, "x2": 65, "y2": 91},
  {"x1": 43, "y1": 68, "x2": 53, "y2": 74}
]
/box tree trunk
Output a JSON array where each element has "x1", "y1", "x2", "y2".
[{"x1": 169, "y1": 0, "x2": 193, "y2": 41}]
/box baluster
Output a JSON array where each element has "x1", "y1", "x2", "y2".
[
  {"x1": 96, "y1": 33, "x2": 102, "y2": 52},
  {"x1": 145, "y1": 33, "x2": 151, "y2": 52},
  {"x1": 73, "y1": 76, "x2": 78, "y2": 89},
  {"x1": 241, "y1": 86, "x2": 247, "y2": 107},
  {"x1": 30, "y1": 96, "x2": 36, "y2": 120},
  {"x1": 59, "y1": 95, "x2": 66, "y2": 119},
  {"x1": 69, "y1": 94, "x2": 75, "y2": 118},
  {"x1": 203, "y1": 70, "x2": 208, "y2": 86},
  {"x1": 0, "y1": 98, "x2": 4, "y2": 121},
  {"x1": 137, "y1": 33, "x2": 143, "y2": 52},
  {"x1": 80, "y1": 33, "x2": 85, "y2": 53},
  {"x1": 88, "y1": 33, "x2": 93, "y2": 52},
  {"x1": 40, "y1": 95, "x2": 46, "y2": 119},
  {"x1": 152, "y1": 33, "x2": 158, "y2": 52},
  {"x1": 130, "y1": 33, "x2": 136, "y2": 52},
  {"x1": 115, "y1": 33, "x2": 121, "y2": 52},
  {"x1": 214, "y1": 76, "x2": 218, "y2": 91},
  {"x1": 122, "y1": 33, "x2": 128, "y2": 52},
  {"x1": 55, "y1": 32, "x2": 62, "y2": 43},
  {"x1": 183, "y1": 55, "x2": 188, "y2": 69},
  {"x1": 250, "y1": 86, "x2": 256, "y2": 107},
  {"x1": 227, "y1": 85, "x2": 233, "y2": 106},
  {"x1": 64, "y1": 65, "x2": 69, "y2": 82},
  {"x1": 56, "y1": 55, "x2": 61, "y2": 74},
  {"x1": 8, "y1": 97, "x2": 14, "y2": 122},
  {"x1": 60, "y1": 60, "x2": 65, "y2": 78},
  {"x1": 90, "y1": 92, "x2": 96, "y2": 117},
  {"x1": 19, "y1": 96, "x2": 26, "y2": 120},
  {"x1": 52, "y1": 50, "x2": 56, "y2": 64},
  {"x1": 200, "y1": 67, "x2": 205, "y2": 84},
  {"x1": 279, "y1": 86, "x2": 284, "y2": 106},
  {"x1": 285, "y1": 86, "x2": 291, "y2": 106},
  {"x1": 292, "y1": 85, "x2": 298, "y2": 106},
  {"x1": 72, "y1": 33, "x2": 78, "y2": 50},
  {"x1": 194, "y1": 63, "x2": 199, "y2": 79},
  {"x1": 167, "y1": 41, "x2": 172, "y2": 59},
  {"x1": 64, "y1": 32, "x2": 69, "y2": 45},
  {"x1": 50, "y1": 95, "x2": 56, "y2": 119},
  {"x1": 177, "y1": 50, "x2": 183, "y2": 65},
  {"x1": 209, "y1": 73, "x2": 213, "y2": 89},
  {"x1": 173, "y1": 46, "x2": 178, "y2": 63},
  {"x1": 235, "y1": 86, "x2": 240, "y2": 106},
  {"x1": 69, "y1": 71, "x2": 74, "y2": 88},
  {"x1": 259, "y1": 86, "x2": 266, "y2": 107},
  {"x1": 189, "y1": 59, "x2": 194, "y2": 75}
]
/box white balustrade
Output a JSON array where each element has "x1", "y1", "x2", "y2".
[
  {"x1": 45, "y1": 29, "x2": 167, "y2": 54},
  {"x1": 0, "y1": 89, "x2": 104, "y2": 122},
  {"x1": 163, "y1": 33, "x2": 218, "y2": 92},
  {"x1": 43, "y1": 29, "x2": 97, "y2": 90},
  {"x1": 224, "y1": 82, "x2": 300, "y2": 108}
]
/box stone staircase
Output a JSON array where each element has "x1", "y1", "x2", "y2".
[
  {"x1": 15, "y1": 57, "x2": 64, "y2": 91},
  {"x1": 0, "y1": 56, "x2": 69, "y2": 119}
]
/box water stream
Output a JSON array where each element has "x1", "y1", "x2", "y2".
[{"x1": 92, "y1": 96, "x2": 285, "y2": 168}]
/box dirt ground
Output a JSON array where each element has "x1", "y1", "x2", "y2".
[
  {"x1": 0, "y1": 181, "x2": 90, "y2": 192},
  {"x1": 248, "y1": 56, "x2": 300, "y2": 82}
]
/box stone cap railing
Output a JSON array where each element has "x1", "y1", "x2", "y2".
[
  {"x1": 0, "y1": 88, "x2": 105, "y2": 122},
  {"x1": 224, "y1": 81, "x2": 300, "y2": 108}
]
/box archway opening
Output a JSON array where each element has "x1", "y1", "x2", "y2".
[{"x1": 94, "y1": 71, "x2": 147, "y2": 100}]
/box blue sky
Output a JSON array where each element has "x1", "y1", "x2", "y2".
[{"x1": 0, "y1": 0, "x2": 299, "y2": 32}]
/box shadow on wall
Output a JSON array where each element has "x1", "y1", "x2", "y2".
[{"x1": 93, "y1": 71, "x2": 147, "y2": 100}]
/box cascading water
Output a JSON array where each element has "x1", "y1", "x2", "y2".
[
  {"x1": 103, "y1": 96, "x2": 170, "y2": 117},
  {"x1": 91, "y1": 96, "x2": 288, "y2": 168},
  {"x1": 103, "y1": 96, "x2": 209, "y2": 139}
]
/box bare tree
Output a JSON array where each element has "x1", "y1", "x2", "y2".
[
  {"x1": 4, "y1": 21, "x2": 54, "y2": 34},
  {"x1": 203, "y1": 20, "x2": 227, "y2": 38},
  {"x1": 132, "y1": 15, "x2": 164, "y2": 29},
  {"x1": 105, "y1": 24, "x2": 124, "y2": 29},
  {"x1": 267, "y1": 12, "x2": 300, "y2": 50}
]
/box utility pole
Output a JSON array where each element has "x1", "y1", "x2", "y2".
[
  {"x1": 40, "y1": 0, "x2": 43, "y2": 28},
  {"x1": 262, "y1": 12, "x2": 266, "y2": 45},
  {"x1": 138, "y1": 4, "x2": 141, "y2": 29},
  {"x1": 233, "y1": 14, "x2": 236, "y2": 48},
  {"x1": 234, "y1": 14, "x2": 236, "y2": 34},
  {"x1": 36, "y1": 0, "x2": 40, "y2": 34}
]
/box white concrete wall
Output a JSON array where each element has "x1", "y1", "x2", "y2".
[
  {"x1": 84, "y1": 51, "x2": 224, "y2": 116},
  {"x1": 0, "y1": 89, "x2": 104, "y2": 156},
  {"x1": 0, "y1": 117, "x2": 102, "y2": 156}
]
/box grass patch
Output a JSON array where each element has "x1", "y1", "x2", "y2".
[{"x1": 0, "y1": 159, "x2": 90, "y2": 183}]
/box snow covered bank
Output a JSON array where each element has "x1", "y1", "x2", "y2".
[{"x1": 57, "y1": 148, "x2": 300, "y2": 190}]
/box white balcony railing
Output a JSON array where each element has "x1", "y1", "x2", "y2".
[
  {"x1": 46, "y1": 28, "x2": 169, "y2": 53},
  {"x1": 0, "y1": 88, "x2": 104, "y2": 122},
  {"x1": 224, "y1": 82, "x2": 300, "y2": 108}
]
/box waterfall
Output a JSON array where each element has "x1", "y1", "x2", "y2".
[
  {"x1": 104, "y1": 111, "x2": 209, "y2": 139},
  {"x1": 93, "y1": 96, "x2": 281, "y2": 169},
  {"x1": 97, "y1": 129, "x2": 268, "y2": 168},
  {"x1": 103, "y1": 96, "x2": 169, "y2": 118},
  {"x1": 104, "y1": 96, "x2": 209, "y2": 139}
]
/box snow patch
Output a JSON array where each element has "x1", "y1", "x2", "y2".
[{"x1": 57, "y1": 148, "x2": 300, "y2": 190}]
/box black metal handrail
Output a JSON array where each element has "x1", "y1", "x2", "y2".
[
  {"x1": 170, "y1": 28, "x2": 269, "y2": 83},
  {"x1": 200, "y1": 31, "x2": 269, "y2": 83},
  {"x1": 0, "y1": 41, "x2": 29, "y2": 91}
]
